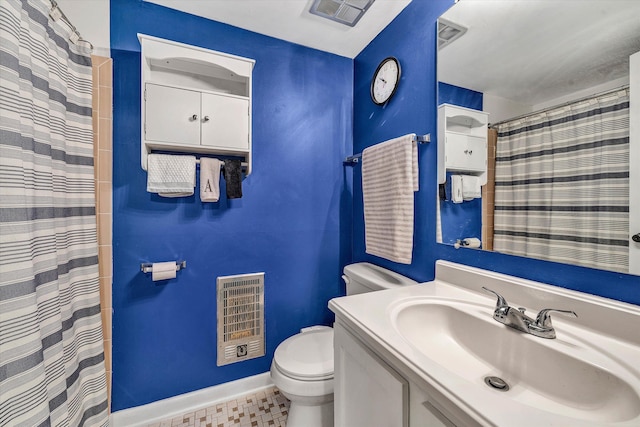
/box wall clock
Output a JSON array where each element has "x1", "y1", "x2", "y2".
[{"x1": 370, "y1": 57, "x2": 401, "y2": 105}]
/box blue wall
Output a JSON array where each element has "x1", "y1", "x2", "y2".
[
  {"x1": 110, "y1": 0, "x2": 639, "y2": 413},
  {"x1": 352, "y1": 0, "x2": 639, "y2": 305},
  {"x1": 110, "y1": 0, "x2": 353, "y2": 411}
]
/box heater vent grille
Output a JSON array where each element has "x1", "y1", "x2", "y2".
[{"x1": 216, "y1": 273, "x2": 265, "y2": 366}]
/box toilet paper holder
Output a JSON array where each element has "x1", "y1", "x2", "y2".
[{"x1": 140, "y1": 260, "x2": 186, "y2": 273}]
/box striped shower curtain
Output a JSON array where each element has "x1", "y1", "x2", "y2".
[
  {"x1": 493, "y1": 88, "x2": 630, "y2": 273},
  {"x1": 0, "y1": 1, "x2": 109, "y2": 426}
]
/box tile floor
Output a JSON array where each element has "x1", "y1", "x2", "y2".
[{"x1": 147, "y1": 387, "x2": 290, "y2": 427}]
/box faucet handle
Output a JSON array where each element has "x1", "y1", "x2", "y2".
[
  {"x1": 535, "y1": 309, "x2": 578, "y2": 328},
  {"x1": 482, "y1": 287, "x2": 509, "y2": 308}
]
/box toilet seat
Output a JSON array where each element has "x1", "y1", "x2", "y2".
[{"x1": 274, "y1": 328, "x2": 334, "y2": 381}]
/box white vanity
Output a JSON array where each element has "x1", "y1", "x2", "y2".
[{"x1": 329, "y1": 261, "x2": 640, "y2": 426}]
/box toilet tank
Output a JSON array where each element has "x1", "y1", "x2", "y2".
[{"x1": 342, "y1": 262, "x2": 417, "y2": 295}]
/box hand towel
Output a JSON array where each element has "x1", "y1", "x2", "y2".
[
  {"x1": 200, "y1": 157, "x2": 222, "y2": 202},
  {"x1": 462, "y1": 175, "x2": 481, "y2": 200},
  {"x1": 224, "y1": 159, "x2": 243, "y2": 199},
  {"x1": 362, "y1": 134, "x2": 418, "y2": 264},
  {"x1": 451, "y1": 175, "x2": 463, "y2": 203},
  {"x1": 147, "y1": 154, "x2": 196, "y2": 197}
]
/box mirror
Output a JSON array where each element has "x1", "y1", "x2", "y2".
[{"x1": 437, "y1": 0, "x2": 640, "y2": 275}]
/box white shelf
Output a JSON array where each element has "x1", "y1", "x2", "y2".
[
  {"x1": 437, "y1": 104, "x2": 489, "y2": 185},
  {"x1": 139, "y1": 34, "x2": 255, "y2": 175}
]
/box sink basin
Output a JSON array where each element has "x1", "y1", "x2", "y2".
[{"x1": 391, "y1": 298, "x2": 640, "y2": 423}]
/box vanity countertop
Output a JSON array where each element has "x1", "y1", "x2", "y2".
[{"x1": 329, "y1": 260, "x2": 640, "y2": 427}]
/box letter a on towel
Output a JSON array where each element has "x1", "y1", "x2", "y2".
[{"x1": 200, "y1": 158, "x2": 222, "y2": 202}]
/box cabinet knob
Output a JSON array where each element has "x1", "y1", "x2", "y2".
[
  {"x1": 190, "y1": 114, "x2": 198, "y2": 121},
  {"x1": 203, "y1": 116, "x2": 210, "y2": 122},
  {"x1": 464, "y1": 149, "x2": 473, "y2": 155}
]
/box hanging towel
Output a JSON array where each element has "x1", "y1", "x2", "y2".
[
  {"x1": 200, "y1": 157, "x2": 222, "y2": 202},
  {"x1": 362, "y1": 134, "x2": 418, "y2": 264},
  {"x1": 451, "y1": 175, "x2": 463, "y2": 203},
  {"x1": 462, "y1": 175, "x2": 481, "y2": 200},
  {"x1": 224, "y1": 159, "x2": 243, "y2": 199},
  {"x1": 147, "y1": 154, "x2": 196, "y2": 197}
]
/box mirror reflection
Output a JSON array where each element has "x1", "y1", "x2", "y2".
[{"x1": 436, "y1": 0, "x2": 640, "y2": 275}]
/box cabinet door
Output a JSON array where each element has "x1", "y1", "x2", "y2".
[
  {"x1": 334, "y1": 324, "x2": 408, "y2": 427},
  {"x1": 145, "y1": 84, "x2": 200, "y2": 146},
  {"x1": 445, "y1": 133, "x2": 487, "y2": 173},
  {"x1": 201, "y1": 93, "x2": 249, "y2": 151}
]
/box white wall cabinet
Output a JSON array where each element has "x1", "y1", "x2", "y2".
[
  {"x1": 437, "y1": 104, "x2": 489, "y2": 185},
  {"x1": 145, "y1": 84, "x2": 200, "y2": 146},
  {"x1": 145, "y1": 84, "x2": 249, "y2": 150},
  {"x1": 200, "y1": 92, "x2": 249, "y2": 150},
  {"x1": 139, "y1": 34, "x2": 255, "y2": 175}
]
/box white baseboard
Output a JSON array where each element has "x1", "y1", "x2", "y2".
[{"x1": 110, "y1": 372, "x2": 273, "y2": 427}]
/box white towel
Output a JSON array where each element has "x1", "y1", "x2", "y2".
[
  {"x1": 462, "y1": 175, "x2": 481, "y2": 200},
  {"x1": 147, "y1": 154, "x2": 196, "y2": 197},
  {"x1": 362, "y1": 134, "x2": 418, "y2": 264},
  {"x1": 451, "y1": 175, "x2": 463, "y2": 203},
  {"x1": 200, "y1": 157, "x2": 222, "y2": 202}
]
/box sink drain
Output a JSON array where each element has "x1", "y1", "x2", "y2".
[{"x1": 484, "y1": 376, "x2": 510, "y2": 392}]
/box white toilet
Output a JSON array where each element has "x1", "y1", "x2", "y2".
[{"x1": 270, "y1": 262, "x2": 417, "y2": 427}]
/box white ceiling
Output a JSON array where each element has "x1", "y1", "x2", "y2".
[
  {"x1": 143, "y1": 0, "x2": 640, "y2": 109},
  {"x1": 438, "y1": 0, "x2": 640, "y2": 107},
  {"x1": 144, "y1": 0, "x2": 412, "y2": 58}
]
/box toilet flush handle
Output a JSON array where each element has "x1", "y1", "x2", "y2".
[{"x1": 342, "y1": 275, "x2": 350, "y2": 285}]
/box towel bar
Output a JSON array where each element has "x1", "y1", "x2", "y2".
[
  {"x1": 195, "y1": 159, "x2": 248, "y2": 169},
  {"x1": 344, "y1": 133, "x2": 430, "y2": 164}
]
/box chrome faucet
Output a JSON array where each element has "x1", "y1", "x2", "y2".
[{"x1": 482, "y1": 287, "x2": 577, "y2": 339}]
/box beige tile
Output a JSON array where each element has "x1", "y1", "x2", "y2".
[
  {"x1": 97, "y1": 182, "x2": 112, "y2": 215},
  {"x1": 99, "y1": 276, "x2": 112, "y2": 310},
  {"x1": 98, "y1": 86, "x2": 112, "y2": 119},
  {"x1": 99, "y1": 60, "x2": 113, "y2": 88},
  {"x1": 98, "y1": 149, "x2": 112, "y2": 182},
  {"x1": 92, "y1": 88, "x2": 99, "y2": 115},
  {"x1": 102, "y1": 338, "x2": 111, "y2": 368},
  {"x1": 92, "y1": 55, "x2": 109, "y2": 67},
  {"x1": 485, "y1": 190, "x2": 495, "y2": 207},
  {"x1": 98, "y1": 245, "x2": 112, "y2": 278},
  {"x1": 97, "y1": 213, "x2": 112, "y2": 245},
  {"x1": 98, "y1": 119, "x2": 112, "y2": 151},
  {"x1": 101, "y1": 308, "x2": 112, "y2": 340}
]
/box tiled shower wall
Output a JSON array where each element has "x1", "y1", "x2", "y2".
[
  {"x1": 92, "y1": 55, "x2": 113, "y2": 408},
  {"x1": 481, "y1": 128, "x2": 497, "y2": 252}
]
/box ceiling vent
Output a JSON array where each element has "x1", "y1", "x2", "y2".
[
  {"x1": 438, "y1": 18, "x2": 467, "y2": 49},
  {"x1": 309, "y1": 0, "x2": 375, "y2": 27}
]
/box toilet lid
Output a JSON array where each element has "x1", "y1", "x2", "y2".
[{"x1": 274, "y1": 329, "x2": 334, "y2": 381}]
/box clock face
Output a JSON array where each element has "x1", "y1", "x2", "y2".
[{"x1": 371, "y1": 57, "x2": 401, "y2": 105}]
